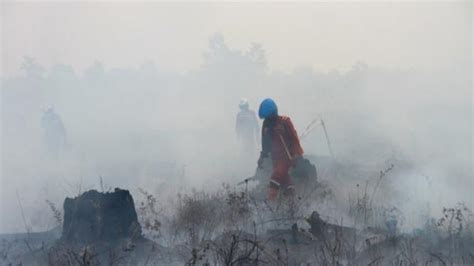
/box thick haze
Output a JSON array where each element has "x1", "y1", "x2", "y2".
[
  {"x1": 2, "y1": 2, "x2": 471, "y2": 76},
  {"x1": 1, "y1": 2, "x2": 472, "y2": 233}
]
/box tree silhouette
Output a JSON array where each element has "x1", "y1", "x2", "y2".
[{"x1": 20, "y1": 56, "x2": 45, "y2": 79}]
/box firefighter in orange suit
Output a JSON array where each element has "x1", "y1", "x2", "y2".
[{"x1": 257, "y1": 98, "x2": 304, "y2": 200}]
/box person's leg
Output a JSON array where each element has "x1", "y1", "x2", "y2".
[
  {"x1": 268, "y1": 159, "x2": 292, "y2": 200},
  {"x1": 268, "y1": 180, "x2": 280, "y2": 201}
]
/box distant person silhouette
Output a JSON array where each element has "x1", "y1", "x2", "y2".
[
  {"x1": 41, "y1": 107, "x2": 67, "y2": 158},
  {"x1": 235, "y1": 99, "x2": 259, "y2": 156}
]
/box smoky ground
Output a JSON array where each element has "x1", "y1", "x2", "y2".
[{"x1": 0, "y1": 32, "x2": 472, "y2": 265}]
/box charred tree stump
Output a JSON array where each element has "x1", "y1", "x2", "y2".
[{"x1": 62, "y1": 188, "x2": 142, "y2": 243}]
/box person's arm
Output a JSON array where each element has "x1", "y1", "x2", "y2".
[
  {"x1": 285, "y1": 117, "x2": 304, "y2": 157},
  {"x1": 261, "y1": 120, "x2": 272, "y2": 156},
  {"x1": 258, "y1": 120, "x2": 271, "y2": 168}
]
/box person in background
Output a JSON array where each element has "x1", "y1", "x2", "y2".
[
  {"x1": 235, "y1": 98, "x2": 259, "y2": 155},
  {"x1": 41, "y1": 106, "x2": 67, "y2": 158}
]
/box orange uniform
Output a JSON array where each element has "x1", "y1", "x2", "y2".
[{"x1": 260, "y1": 115, "x2": 303, "y2": 199}]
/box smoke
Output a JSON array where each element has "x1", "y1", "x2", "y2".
[{"x1": 1, "y1": 2, "x2": 472, "y2": 233}]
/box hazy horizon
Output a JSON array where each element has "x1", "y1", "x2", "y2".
[
  {"x1": 1, "y1": 1, "x2": 472, "y2": 235},
  {"x1": 2, "y1": 1, "x2": 471, "y2": 77}
]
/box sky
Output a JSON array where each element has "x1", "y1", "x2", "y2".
[{"x1": 1, "y1": 1, "x2": 472, "y2": 77}]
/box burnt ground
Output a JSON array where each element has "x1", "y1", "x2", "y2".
[{"x1": 1, "y1": 157, "x2": 473, "y2": 265}]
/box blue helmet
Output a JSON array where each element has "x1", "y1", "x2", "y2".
[{"x1": 258, "y1": 98, "x2": 278, "y2": 119}]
